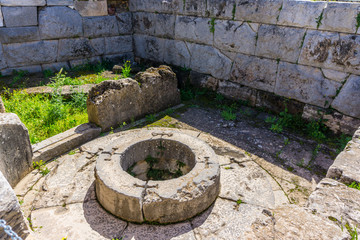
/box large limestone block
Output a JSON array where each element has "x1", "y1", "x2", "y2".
[
  {"x1": 133, "y1": 12, "x2": 175, "y2": 38},
  {"x1": 104, "y1": 36, "x2": 132, "y2": 55},
  {"x1": 0, "y1": 44, "x2": 6, "y2": 69},
  {"x1": 39, "y1": 6, "x2": 83, "y2": 40},
  {"x1": 0, "y1": 172, "x2": 29, "y2": 240},
  {"x1": 278, "y1": 1, "x2": 326, "y2": 29},
  {"x1": 116, "y1": 12, "x2": 132, "y2": 35},
  {"x1": 129, "y1": 0, "x2": 180, "y2": 14},
  {"x1": 0, "y1": 0, "x2": 45, "y2": 6},
  {"x1": 58, "y1": 38, "x2": 96, "y2": 61},
  {"x1": 256, "y1": 25, "x2": 306, "y2": 63},
  {"x1": 0, "y1": 26, "x2": 40, "y2": 44},
  {"x1": 307, "y1": 178, "x2": 360, "y2": 228},
  {"x1": 1, "y1": 6, "x2": 37, "y2": 27},
  {"x1": 332, "y1": 75, "x2": 360, "y2": 119},
  {"x1": 88, "y1": 66, "x2": 180, "y2": 131},
  {"x1": 235, "y1": 0, "x2": 283, "y2": 24},
  {"x1": 134, "y1": 34, "x2": 165, "y2": 62},
  {"x1": 83, "y1": 16, "x2": 119, "y2": 38},
  {"x1": 327, "y1": 140, "x2": 360, "y2": 184},
  {"x1": 206, "y1": 0, "x2": 236, "y2": 19},
  {"x1": 319, "y1": 2, "x2": 360, "y2": 34},
  {"x1": 0, "y1": 7, "x2": 3, "y2": 27},
  {"x1": 179, "y1": 0, "x2": 207, "y2": 16},
  {"x1": 230, "y1": 53, "x2": 277, "y2": 92},
  {"x1": 214, "y1": 20, "x2": 257, "y2": 55},
  {"x1": 175, "y1": 16, "x2": 213, "y2": 45},
  {"x1": 47, "y1": 0, "x2": 74, "y2": 6},
  {"x1": 74, "y1": 1, "x2": 107, "y2": 17},
  {"x1": 188, "y1": 43, "x2": 232, "y2": 80},
  {"x1": 217, "y1": 80, "x2": 256, "y2": 104},
  {"x1": 0, "y1": 113, "x2": 33, "y2": 187},
  {"x1": 163, "y1": 39, "x2": 191, "y2": 68},
  {"x1": 299, "y1": 30, "x2": 360, "y2": 75},
  {"x1": 275, "y1": 62, "x2": 342, "y2": 108},
  {"x1": 3, "y1": 40, "x2": 57, "y2": 68}
]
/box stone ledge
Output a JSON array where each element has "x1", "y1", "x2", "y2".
[{"x1": 32, "y1": 123, "x2": 101, "y2": 163}]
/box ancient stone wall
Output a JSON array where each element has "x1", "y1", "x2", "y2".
[
  {"x1": 0, "y1": 0, "x2": 133, "y2": 75},
  {"x1": 130, "y1": 0, "x2": 360, "y2": 132}
]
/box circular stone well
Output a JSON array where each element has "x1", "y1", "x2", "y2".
[{"x1": 95, "y1": 129, "x2": 220, "y2": 224}]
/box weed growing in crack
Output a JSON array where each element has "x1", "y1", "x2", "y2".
[
  {"x1": 33, "y1": 160, "x2": 50, "y2": 176},
  {"x1": 348, "y1": 182, "x2": 360, "y2": 191}
]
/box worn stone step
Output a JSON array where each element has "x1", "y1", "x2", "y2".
[{"x1": 32, "y1": 123, "x2": 101, "y2": 163}]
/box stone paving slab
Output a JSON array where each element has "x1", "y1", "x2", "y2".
[{"x1": 15, "y1": 107, "x2": 356, "y2": 239}]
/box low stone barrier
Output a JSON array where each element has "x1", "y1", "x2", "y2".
[
  {"x1": 0, "y1": 113, "x2": 33, "y2": 187},
  {"x1": 87, "y1": 65, "x2": 181, "y2": 131},
  {"x1": 0, "y1": 171, "x2": 28, "y2": 240}
]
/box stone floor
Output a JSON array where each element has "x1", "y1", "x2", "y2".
[{"x1": 16, "y1": 106, "x2": 352, "y2": 240}]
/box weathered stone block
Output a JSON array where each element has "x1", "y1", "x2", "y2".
[
  {"x1": 307, "y1": 178, "x2": 360, "y2": 228},
  {"x1": 90, "y1": 37, "x2": 105, "y2": 56},
  {"x1": 235, "y1": 0, "x2": 283, "y2": 24},
  {"x1": 69, "y1": 56, "x2": 101, "y2": 68},
  {"x1": 275, "y1": 62, "x2": 342, "y2": 108},
  {"x1": 189, "y1": 71, "x2": 219, "y2": 91},
  {"x1": 319, "y1": 2, "x2": 360, "y2": 34},
  {"x1": 230, "y1": 54, "x2": 277, "y2": 92},
  {"x1": 299, "y1": 31, "x2": 360, "y2": 75},
  {"x1": 47, "y1": 0, "x2": 74, "y2": 6},
  {"x1": 116, "y1": 12, "x2": 132, "y2": 35},
  {"x1": 133, "y1": 12, "x2": 175, "y2": 38},
  {"x1": 163, "y1": 39, "x2": 191, "y2": 68},
  {"x1": 134, "y1": 34, "x2": 165, "y2": 62},
  {"x1": 3, "y1": 40, "x2": 58, "y2": 67},
  {"x1": 103, "y1": 52, "x2": 134, "y2": 65},
  {"x1": 214, "y1": 20, "x2": 257, "y2": 55},
  {"x1": 179, "y1": 0, "x2": 207, "y2": 16},
  {"x1": 104, "y1": 36, "x2": 133, "y2": 55},
  {"x1": 58, "y1": 38, "x2": 95, "y2": 61},
  {"x1": 2, "y1": 7, "x2": 37, "y2": 27},
  {"x1": 39, "y1": 6, "x2": 83, "y2": 40},
  {"x1": 1, "y1": 65, "x2": 42, "y2": 76},
  {"x1": 83, "y1": 16, "x2": 119, "y2": 38},
  {"x1": 0, "y1": 113, "x2": 33, "y2": 187},
  {"x1": 0, "y1": 26, "x2": 40, "y2": 44},
  {"x1": 187, "y1": 43, "x2": 232, "y2": 79},
  {"x1": 42, "y1": 62, "x2": 70, "y2": 72},
  {"x1": 175, "y1": 16, "x2": 213, "y2": 45},
  {"x1": 278, "y1": 1, "x2": 326, "y2": 29},
  {"x1": 207, "y1": 0, "x2": 236, "y2": 19},
  {"x1": 322, "y1": 68, "x2": 349, "y2": 83},
  {"x1": 87, "y1": 66, "x2": 180, "y2": 131},
  {"x1": 217, "y1": 80, "x2": 256, "y2": 104},
  {"x1": 74, "y1": 1, "x2": 107, "y2": 17},
  {"x1": 0, "y1": 45, "x2": 6, "y2": 69},
  {"x1": 256, "y1": 25, "x2": 306, "y2": 63},
  {"x1": 332, "y1": 75, "x2": 360, "y2": 119},
  {"x1": 0, "y1": 0, "x2": 45, "y2": 6},
  {"x1": 0, "y1": 172, "x2": 29, "y2": 240},
  {"x1": 0, "y1": 7, "x2": 4, "y2": 27},
  {"x1": 129, "y1": 0, "x2": 180, "y2": 14}
]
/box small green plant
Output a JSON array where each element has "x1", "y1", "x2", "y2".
[
  {"x1": 270, "y1": 122, "x2": 283, "y2": 133},
  {"x1": 315, "y1": 11, "x2": 324, "y2": 29},
  {"x1": 33, "y1": 160, "x2": 50, "y2": 176},
  {"x1": 145, "y1": 155, "x2": 159, "y2": 168},
  {"x1": 284, "y1": 138, "x2": 290, "y2": 146},
  {"x1": 345, "y1": 223, "x2": 358, "y2": 240},
  {"x1": 43, "y1": 69, "x2": 54, "y2": 78},
  {"x1": 209, "y1": 18, "x2": 216, "y2": 33},
  {"x1": 236, "y1": 199, "x2": 242, "y2": 205},
  {"x1": 121, "y1": 60, "x2": 132, "y2": 78},
  {"x1": 348, "y1": 182, "x2": 360, "y2": 191},
  {"x1": 68, "y1": 150, "x2": 76, "y2": 155},
  {"x1": 221, "y1": 108, "x2": 236, "y2": 121},
  {"x1": 11, "y1": 70, "x2": 28, "y2": 87},
  {"x1": 356, "y1": 12, "x2": 360, "y2": 32},
  {"x1": 112, "y1": 238, "x2": 123, "y2": 240},
  {"x1": 146, "y1": 114, "x2": 157, "y2": 123},
  {"x1": 232, "y1": 3, "x2": 236, "y2": 20}
]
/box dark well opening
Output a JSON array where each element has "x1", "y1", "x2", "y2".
[{"x1": 121, "y1": 139, "x2": 196, "y2": 181}]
